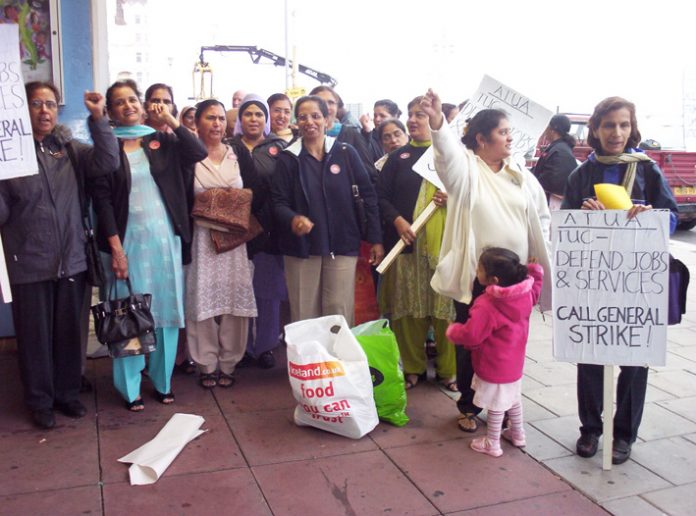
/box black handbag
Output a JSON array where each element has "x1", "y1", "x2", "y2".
[
  {"x1": 91, "y1": 278, "x2": 157, "y2": 358},
  {"x1": 66, "y1": 142, "x2": 106, "y2": 287},
  {"x1": 342, "y1": 145, "x2": 369, "y2": 240}
]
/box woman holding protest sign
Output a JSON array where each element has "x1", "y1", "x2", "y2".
[
  {"x1": 0, "y1": 82, "x2": 119, "y2": 429},
  {"x1": 561, "y1": 96, "x2": 678, "y2": 464},
  {"x1": 420, "y1": 89, "x2": 552, "y2": 432},
  {"x1": 376, "y1": 96, "x2": 456, "y2": 392}
]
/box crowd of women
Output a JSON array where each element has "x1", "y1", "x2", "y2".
[{"x1": 1, "y1": 79, "x2": 678, "y2": 466}]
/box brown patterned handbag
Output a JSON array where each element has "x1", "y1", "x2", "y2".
[
  {"x1": 192, "y1": 187, "x2": 252, "y2": 233},
  {"x1": 209, "y1": 214, "x2": 264, "y2": 253}
]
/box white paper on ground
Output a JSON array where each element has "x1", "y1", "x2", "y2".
[{"x1": 118, "y1": 413, "x2": 206, "y2": 485}]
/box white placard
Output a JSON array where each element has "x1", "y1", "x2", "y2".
[
  {"x1": 551, "y1": 210, "x2": 670, "y2": 367},
  {"x1": 413, "y1": 75, "x2": 553, "y2": 186},
  {"x1": 0, "y1": 23, "x2": 39, "y2": 180}
]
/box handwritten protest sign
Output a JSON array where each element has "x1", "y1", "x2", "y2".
[
  {"x1": 551, "y1": 210, "x2": 670, "y2": 367},
  {"x1": 0, "y1": 23, "x2": 38, "y2": 180},
  {"x1": 413, "y1": 75, "x2": 553, "y2": 186}
]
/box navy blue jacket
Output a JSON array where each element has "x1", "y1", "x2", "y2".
[
  {"x1": 562, "y1": 155, "x2": 678, "y2": 227},
  {"x1": 271, "y1": 137, "x2": 382, "y2": 258}
]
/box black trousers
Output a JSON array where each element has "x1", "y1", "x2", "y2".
[
  {"x1": 453, "y1": 279, "x2": 485, "y2": 415},
  {"x1": 577, "y1": 363, "x2": 648, "y2": 443},
  {"x1": 11, "y1": 273, "x2": 87, "y2": 411}
]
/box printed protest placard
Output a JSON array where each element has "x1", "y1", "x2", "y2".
[
  {"x1": 412, "y1": 75, "x2": 553, "y2": 188},
  {"x1": 551, "y1": 210, "x2": 670, "y2": 367},
  {"x1": 0, "y1": 23, "x2": 38, "y2": 180}
]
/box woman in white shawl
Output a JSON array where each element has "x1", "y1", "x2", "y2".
[{"x1": 420, "y1": 89, "x2": 552, "y2": 433}]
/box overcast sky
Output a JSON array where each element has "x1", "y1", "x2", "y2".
[{"x1": 126, "y1": 0, "x2": 696, "y2": 148}]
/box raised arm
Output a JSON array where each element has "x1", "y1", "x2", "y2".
[{"x1": 420, "y1": 89, "x2": 469, "y2": 195}]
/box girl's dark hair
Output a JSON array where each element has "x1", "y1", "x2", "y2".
[
  {"x1": 461, "y1": 109, "x2": 508, "y2": 151},
  {"x1": 479, "y1": 247, "x2": 528, "y2": 287},
  {"x1": 294, "y1": 95, "x2": 328, "y2": 118},
  {"x1": 194, "y1": 99, "x2": 226, "y2": 124},
  {"x1": 105, "y1": 79, "x2": 142, "y2": 113},
  {"x1": 145, "y1": 82, "x2": 177, "y2": 117},
  {"x1": 587, "y1": 96, "x2": 641, "y2": 152},
  {"x1": 267, "y1": 92, "x2": 292, "y2": 108},
  {"x1": 376, "y1": 118, "x2": 407, "y2": 142},
  {"x1": 25, "y1": 81, "x2": 61, "y2": 103},
  {"x1": 374, "y1": 99, "x2": 401, "y2": 118}
]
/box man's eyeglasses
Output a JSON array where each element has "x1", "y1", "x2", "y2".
[{"x1": 30, "y1": 99, "x2": 58, "y2": 110}]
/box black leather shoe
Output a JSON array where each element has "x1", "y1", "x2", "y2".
[
  {"x1": 612, "y1": 439, "x2": 632, "y2": 464},
  {"x1": 54, "y1": 400, "x2": 87, "y2": 418},
  {"x1": 576, "y1": 434, "x2": 599, "y2": 458},
  {"x1": 32, "y1": 408, "x2": 56, "y2": 429},
  {"x1": 257, "y1": 351, "x2": 276, "y2": 369}
]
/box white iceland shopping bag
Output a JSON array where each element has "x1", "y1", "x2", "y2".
[{"x1": 285, "y1": 315, "x2": 379, "y2": 439}]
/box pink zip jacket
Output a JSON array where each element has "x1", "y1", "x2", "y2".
[{"x1": 446, "y1": 263, "x2": 544, "y2": 384}]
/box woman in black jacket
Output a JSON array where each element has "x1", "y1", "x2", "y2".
[
  {"x1": 89, "y1": 79, "x2": 207, "y2": 411},
  {"x1": 533, "y1": 114, "x2": 578, "y2": 209},
  {"x1": 229, "y1": 94, "x2": 286, "y2": 368},
  {"x1": 0, "y1": 82, "x2": 119, "y2": 428},
  {"x1": 562, "y1": 96, "x2": 678, "y2": 465},
  {"x1": 271, "y1": 95, "x2": 384, "y2": 326}
]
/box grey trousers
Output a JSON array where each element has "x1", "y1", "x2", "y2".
[{"x1": 283, "y1": 255, "x2": 358, "y2": 326}]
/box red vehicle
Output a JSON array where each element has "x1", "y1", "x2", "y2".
[{"x1": 530, "y1": 114, "x2": 696, "y2": 230}]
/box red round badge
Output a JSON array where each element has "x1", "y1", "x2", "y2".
[
  {"x1": 400, "y1": 152, "x2": 410, "y2": 159},
  {"x1": 330, "y1": 164, "x2": 341, "y2": 174},
  {"x1": 148, "y1": 141, "x2": 160, "y2": 150},
  {"x1": 268, "y1": 146, "x2": 279, "y2": 156}
]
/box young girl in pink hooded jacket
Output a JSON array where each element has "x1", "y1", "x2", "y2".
[{"x1": 446, "y1": 247, "x2": 543, "y2": 457}]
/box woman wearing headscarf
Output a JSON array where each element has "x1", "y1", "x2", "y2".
[
  {"x1": 271, "y1": 95, "x2": 384, "y2": 326},
  {"x1": 89, "y1": 79, "x2": 207, "y2": 410},
  {"x1": 0, "y1": 83, "x2": 119, "y2": 429},
  {"x1": 185, "y1": 99, "x2": 263, "y2": 388},
  {"x1": 179, "y1": 106, "x2": 197, "y2": 135},
  {"x1": 421, "y1": 89, "x2": 552, "y2": 433},
  {"x1": 229, "y1": 94, "x2": 287, "y2": 368},
  {"x1": 376, "y1": 96, "x2": 456, "y2": 391},
  {"x1": 534, "y1": 114, "x2": 578, "y2": 210}
]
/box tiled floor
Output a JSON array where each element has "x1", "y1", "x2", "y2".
[
  {"x1": 0, "y1": 240, "x2": 693, "y2": 515},
  {"x1": 0, "y1": 345, "x2": 607, "y2": 516}
]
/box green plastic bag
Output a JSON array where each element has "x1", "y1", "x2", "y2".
[{"x1": 352, "y1": 319, "x2": 409, "y2": 427}]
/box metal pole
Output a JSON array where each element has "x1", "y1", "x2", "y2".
[
  {"x1": 602, "y1": 365, "x2": 614, "y2": 470},
  {"x1": 284, "y1": 0, "x2": 290, "y2": 92}
]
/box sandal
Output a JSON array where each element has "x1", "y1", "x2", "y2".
[
  {"x1": 155, "y1": 391, "x2": 175, "y2": 404},
  {"x1": 437, "y1": 377, "x2": 459, "y2": 393},
  {"x1": 125, "y1": 397, "x2": 144, "y2": 412},
  {"x1": 199, "y1": 373, "x2": 217, "y2": 389},
  {"x1": 457, "y1": 412, "x2": 479, "y2": 433},
  {"x1": 405, "y1": 372, "x2": 426, "y2": 390},
  {"x1": 217, "y1": 372, "x2": 235, "y2": 388}
]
